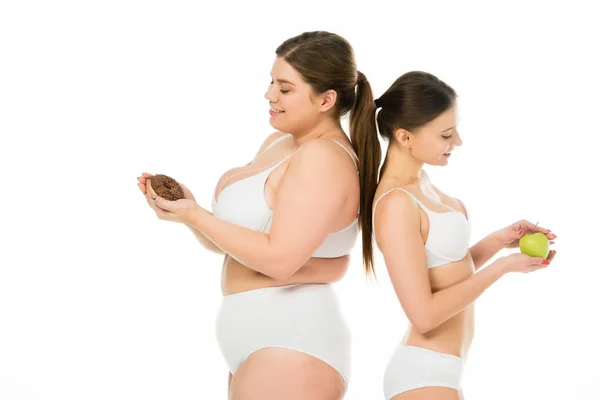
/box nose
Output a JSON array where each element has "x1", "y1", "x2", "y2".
[
  {"x1": 454, "y1": 131, "x2": 463, "y2": 147},
  {"x1": 264, "y1": 84, "x2": 277, "y2": 102}
]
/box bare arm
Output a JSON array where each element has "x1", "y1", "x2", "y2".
[
  {"x1": 141, "y1": 133, "x2": 290, "y2": 255},
  {"x1": 468, "y1": 232, "x2": 504, "y2": 270},
  {"x1": 468, "y1": 219, "x2": 556, "y2": 271},
  {"x1": 138, "y1": 174, "x2": 225, "y2": 255},
  {"x1": 184, "y1": 222, "x2": 225, "y2": 255},
  {"x1": 453, "y1": 196, "x2": 503, "y2": 271},
  {"x1": 184, "y1": 132, "x2": 288, "y2": 255},
  {"x1": 187, "y1": 141, "x2": 352, "y2": 280},
  {"x1": 427, "y1": 243, "x2": 552, "y2": 331},
  {"x1": 375, "y1": 190, "x2": 506, "y2": 334}
]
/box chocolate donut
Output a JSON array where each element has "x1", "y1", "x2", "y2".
[{"x1": 147, "y1": 174, "x2": 184, "y2": 201}]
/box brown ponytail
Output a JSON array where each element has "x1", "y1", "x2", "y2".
[
  {"x1": 353, "y1": 71, "x2": 457, "y2": 277},
  {"x1": 350, "y1": 71, "x2": 380, "y2": 277},
  {"x1": 277, "y1": 33, "x2": 393, "y2": 277}
]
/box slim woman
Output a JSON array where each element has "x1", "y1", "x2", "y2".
[{"x1": 351, "y1": 71, "x2": 557, "y2": 399}]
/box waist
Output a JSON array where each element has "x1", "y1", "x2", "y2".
[
  {"x1": 221, "y1": 254, "x2": 350, "y2": 295},
  {"x1": 219, "y1": 282, "x2": 342, "y2": 313},
  {"x1": 403, "y1": 305, "x2": 475, "y2": 358}
]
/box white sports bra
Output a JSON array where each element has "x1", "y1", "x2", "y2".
[
  {"x1": 373, "y1": 187, "x2": 471, "y2": 269},
  {"x1": 211, "y1": 134, "x2": 358, "y2": 258}
]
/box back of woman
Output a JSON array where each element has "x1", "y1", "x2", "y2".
[{"x1": 138, "y1": 31, "x2": 377, "y2": 399}]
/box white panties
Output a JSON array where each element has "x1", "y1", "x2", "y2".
[
  {"x1": 384, "y1": 344, "x2": 464, "y2": 399},
  {"x1": 216, "y1": 283, "x2": 351, "y2": 385}
]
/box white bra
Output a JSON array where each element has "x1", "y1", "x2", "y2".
[
  {"x1": 373, "y1": 187, "x2": 471, "y2": 268},
  {"x1": 211, "y1": 134, "x2": 359, "y2": 258}
]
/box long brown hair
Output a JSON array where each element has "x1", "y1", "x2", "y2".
[
  {"x1": 276, "y1": 31, "x2": 377, "y2": 273},
  {"x1": 350, "y1": 72, "x2": 378, "y2": 277},
  {"x1": 276, "y1": 31, "x2": 372, "y2": 119},
  {"x1": 353, "y1": 71, "x2": 457, "y2": 276}
]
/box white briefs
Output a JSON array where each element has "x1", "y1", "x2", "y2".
[
  {"x1": 215, "y1": 283, "x2": 352, "y2": 385},
  {"x1": 384, "y1": 344, "x2": 464, "y2": 399}
]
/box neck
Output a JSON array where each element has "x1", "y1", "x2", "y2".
[
  {"x1": 293, "y1": 117, "x2": 344, "y2": 146},
  {"x1": 381, "y1": 142, "x2": 424, "y2": 185}
]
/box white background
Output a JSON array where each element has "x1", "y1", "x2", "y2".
[{"x1": 1, "y1": 0, "x2": 599, "y2": 399}]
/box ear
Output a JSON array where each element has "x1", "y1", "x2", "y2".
[
  {"x1": 394, "y1": 128, "x2": 413, "y2": 147},
  {"x1": 318, "y1": 89, "x2": 338, "y2": 113}
]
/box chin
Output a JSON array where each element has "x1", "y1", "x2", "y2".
[
  {"x1": 270, "y1": 119, "x2": 301, "y2": 136},
  {"x1": 269, "y1": 119, "x2": 285, "y2": 131},
  {"x1": 429, "y1": 158, "x2": 449, "y2": 167},
  {"x1": 271, "y1": 115, "x2": 296, "y2": 131}
]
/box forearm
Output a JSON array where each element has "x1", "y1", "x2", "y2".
[
  {"x1": 421, "y1": 261, "x2": 505, "y2": 333},
  {"x1": 189, "y1": 210, "x2": 292, "y2": 279},
  {"x1": 469, "y1": 231, "x2": 503, "y2": 270},
  {"x1": 184, "y1": 224, "x2": 224, "y2": 255}
]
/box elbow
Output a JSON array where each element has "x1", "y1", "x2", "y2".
[
  {"x1": 410, "y1": 314, "x2": 435, "y2": 335},
  {"x1": 261, "y1": 240, "x2": 313, "y2": 280},
  {"x1": 270, "y1": 262, "x2": 302, "y2": 281},
  {"x1": 269, "y1": 268, "x2": 293, "y2": 281},
  {"x1": 265, "y1": 252, "x2": 305, "y2": 281}
]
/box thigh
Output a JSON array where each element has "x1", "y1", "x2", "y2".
[
  {"x1": 230, "y1": 347, "x2": 346, "y2": 400},
  {"x1": 391, "y1": 387, "x2": 461, "y2": 400}
]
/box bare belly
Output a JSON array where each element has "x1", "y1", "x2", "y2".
[
  {"x1": 403, "y1": 253, "x2": 476, "y2": 358},
  {"x1": 221, "y1": 255, "x2": 350, "y2": 295}
]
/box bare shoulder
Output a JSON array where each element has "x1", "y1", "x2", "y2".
[
  {"x1": 375, "y1": 175, "x2": 419, "y2": 207},
  {"x1": 373, "y1": 186, "x2": 422, "y2": 248},
  {"x1": 374, "y1": 186, "x2": 421, "y2": 218},
  {"x1": 293, "y1": 138, "x2": 354, "y2": 170}
]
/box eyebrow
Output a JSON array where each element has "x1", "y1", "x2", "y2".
[
  {"x1": 442, "y1": 126, "x2": 455, "y2": 132},
  {"x1": 271, "y1": 74, "x2": 296, "y2": 86},
  {"x1": 276, "y1": 79, "x2": 296, "y2": 86}
]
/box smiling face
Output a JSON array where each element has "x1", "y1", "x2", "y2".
[
  {"x1": 264, "y1": 57, "x2": 329, "y2": 135},
  {"x1": 396, "y1": 102, "x2": 463, "y2": 166}
]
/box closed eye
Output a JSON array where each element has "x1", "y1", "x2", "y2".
[
  {"x1": 270, "y1": 81, "x2": 290, "y2": 94},
  {"x1": 442, "y1": 135, "x2": 452, "y2": 139}
]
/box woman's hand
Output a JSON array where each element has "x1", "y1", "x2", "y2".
[
  {"x1": 137, "y1": 172, "x2": 197, "y2": 201},
  {"x1": 494, "y1": 219, "x2": 557, "y2": 249},
  {"x1": 497, "y1": 250, "x2": 557, "y2": 274},
  {"x1": 137, "y1": 172, "x2": 205, "y2": 225}
]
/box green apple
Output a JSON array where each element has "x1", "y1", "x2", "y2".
[{"x1": 519, "y1": 232, "x2": 550, "y2": 258}]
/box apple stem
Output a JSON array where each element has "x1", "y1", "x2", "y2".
[{"x1": 532, "y1": 221, "x2": 539, "y2": 232}]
